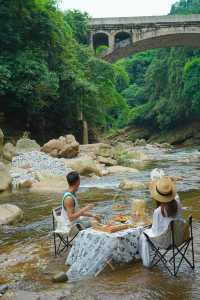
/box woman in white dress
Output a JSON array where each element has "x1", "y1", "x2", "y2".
[{"x1": 139, "y1": 176, "x2": 183, "y2": 267}]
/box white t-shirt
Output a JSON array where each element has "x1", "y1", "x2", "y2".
[{"x1": 147, "y1": 194, "x2": 183, "y2": 237}]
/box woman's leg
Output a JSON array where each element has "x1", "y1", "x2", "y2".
[{"x1": 139, "y1": 233, "x2": 152, "y2": 267}]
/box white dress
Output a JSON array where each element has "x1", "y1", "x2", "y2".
[{"x1": 139, "y1": 195, "x2": 183, "y2": 267}]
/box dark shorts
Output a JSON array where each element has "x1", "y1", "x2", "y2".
[{"x1": 76, "y1": 218, "x2": 92, "y2": 229}]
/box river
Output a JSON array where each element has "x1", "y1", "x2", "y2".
[{"x1": 0, "y1": 146, "x2": 200, "y2": 299}]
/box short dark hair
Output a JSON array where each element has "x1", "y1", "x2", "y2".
[{"x1": 66, "y1": 171, "x2": 80, "y2": 185}]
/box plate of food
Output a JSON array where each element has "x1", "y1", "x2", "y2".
[
  {"x1": 92, "y1": 222, "x2": 130, "y2": 233},
  {"x1": 113, "y1": 214, "x2": 129, "y2": 223}
]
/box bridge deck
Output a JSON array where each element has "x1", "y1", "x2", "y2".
[{"x1": 90, "y1": 14, "x2": 200, "y2": 27}]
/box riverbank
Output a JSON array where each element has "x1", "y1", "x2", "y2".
[
  {"x1": 103, "y1": 121, "x2": 200, "y2": 147},
  {"x1": 1, "y1": 131, "x2": 200, "y2": 299}
]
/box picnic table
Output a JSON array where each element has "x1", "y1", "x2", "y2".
[{"x1": 66, "y1": 226, "x2": 144, "y2": 281}]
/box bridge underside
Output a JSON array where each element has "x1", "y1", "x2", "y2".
[{"x1": 103, "y1": 33, "x2": 200, "y2": 62}]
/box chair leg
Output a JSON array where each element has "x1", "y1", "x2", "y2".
[
  {"x1": 191, "y1": 237, "x2": 195, "y2": 269},
  {"x1": 53, "y1": 232, "x2": 57, "y2": 257},
  {"x1": 189, "y1": 215, "x2": 195, "y2": 269},
  {"x1": 172, "y1": 243, "x2": 176, "y2": 276},
  {"x1": 68, "y1": 232, "x2": 79, "y2": 246},
  {"x1": 174, "y1": 241, "x2": 193, "y2": 275},
  {"x1": 153, "y1": 249, "x2": 169, "y2": 267},
  {"x1": 106, "y1": 259, "x2": 115, "y2": 271}
]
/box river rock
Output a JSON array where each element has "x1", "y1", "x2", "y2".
[
  {"x1": 16, "y1": 138, "x2": 40, "y2": 154},
  {"x1": 0, "y1": 284, "x2": 8, "y2": 296},
  {"x1": 2, "y1": 142, "x2": 16, "y2": 161},
  {"x1": 126, "y1": 150, "x2": 150, "y2": 161},
  {"x1": 153, "y1": 142, "x2": 172, "y2": 149},
  {"x1": 79, "y1": 143, "x2": 113, "y2": 159},
  {"x1": 18, "y1": 179, "x2": 33, "y2": 189},
  {"x1": 97, "y1": 144, "x2": 113, "y2": 158},
  {"x1": 97, "y1": 156, "x2": 117, "y2": 166},
  {"x1": 134, "y1": 139, "x2": 147, "y2": 146},
  {"x1": 42, "y1": 134, "x2": 79, "y2": 158},
  {"x1": 119, "y1": 179, "x2": 146, "y2": 190},
  {"x1": 0, "y1": 128, "x2": 3, "y2": 147},
  {"x1": 64, "y1": 157, "x2": 102, "y2": 176},
  {"x1": 0, "y1": 204, "x2": 23, "y2": 225},
  {"x1": 0, "y1": 162, "x2": 11, "y2": 192},
  {"x1": 107, "y1": 165, "x2": 138, "y2": 174}
]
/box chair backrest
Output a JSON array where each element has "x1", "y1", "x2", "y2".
[
  {"x1": 150, "y1": 218, "x2": 190, "y2": 250},
  {"x1": 52, "y1": 206, "x2": 65, "y2": 231},
  {"x1": 171, "y1": 220, "x2": 190, "y2": 247},
  {"x1": 52, "y1": 206, "x2": 62, "y2": 219}
]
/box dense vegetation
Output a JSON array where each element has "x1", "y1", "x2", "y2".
[
  {"x1": 118, "y1": 0, "x2": 200, "y2": 132},
  {"x1": 0, "y1": 0, "x2": 128, "y2": 142},
  {"x1": 0, "y1": 0, "x2": 200, "y2": 143}
]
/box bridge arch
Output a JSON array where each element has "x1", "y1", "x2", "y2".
[
  {"x1": 89, "y1": 14, "x2": 200, "y2": 61},
  {"x1": 105, "y1": 27, "x2": 200, "y2": 62},
  {"x1": 92, "y1": 31, "x2": 110, "y2": 52},
  {"x1": 114, "y1": 31, "x2": 132, "y2": 48}
]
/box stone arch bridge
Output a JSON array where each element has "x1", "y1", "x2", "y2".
[{"x1": 89, "y1": 14, "x2": 200, "y2": 62}]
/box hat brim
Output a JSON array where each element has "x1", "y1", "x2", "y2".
[{"x1": 150, "y1": 180, "x2": 176, "y2": 203}]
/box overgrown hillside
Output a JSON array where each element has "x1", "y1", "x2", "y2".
[
  {"x1": 0, "y1": 0, "x2": 128, "y2": 142},
  {"x1": 117, "y1": 0, "x2": 200, "y2": 139}
]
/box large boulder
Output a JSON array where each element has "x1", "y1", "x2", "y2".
[
  {"x1": 16, "y1": 138, "x2": 40, "y2": 154},
  {"x1": 134, "y1": 139, "x2": 147, "y2": 146},
  {"x1": 64, "y1": 157, "x2": 102, "y2": 176},
  {"x1": 97, "y1": 156, "x2": 117, "y2": 166},
  {"x1": 2, "y1": 142, "x2": 16, "y2": 161},
  {"x1": 0, "y1": 162, "x2": 11, "y2": 192},
  {"x1": 119, "y1": 179, "x2": 146, "y2": 190},
  {"x1": 126, "y1": 150, "x2": 150, "y2": 161},
  {"x1": 153, "y1": 142, "x2": 172, "y2": 149},
  {"x1": 0, "y1": 204, "x2": 23, "y2": 225},
  {"x1": 42, "y1": 134, "x2": 79, "y2": 158},
  {"x1": 96, "y1": 144, "x2": 113, "y2": 158},
  {"x1": 107, "y1": 165, "x2": 139, "y2": 174}
]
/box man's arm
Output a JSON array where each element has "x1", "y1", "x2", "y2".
[{"x1": 64, "y1": 197, "x2": 93, "y2": 222}]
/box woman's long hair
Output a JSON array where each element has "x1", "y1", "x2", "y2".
[{"x1": 156, "y1": 200, "x2": 178, "y2": 217}]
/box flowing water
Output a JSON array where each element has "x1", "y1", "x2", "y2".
[{"x1": 0, "y1": 146, "x2": 200, "y2": 299}]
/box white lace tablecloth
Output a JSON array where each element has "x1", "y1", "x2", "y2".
[{"x1": 66, "y1": 227, "x2": 144, "y2": 281}]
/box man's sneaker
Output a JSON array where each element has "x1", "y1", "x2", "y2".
[{"x1": 52, "y1": 272, "x2": 68, "y2": 283}]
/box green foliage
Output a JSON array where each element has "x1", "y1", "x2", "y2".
[
  {"x1": 96, "y1": 45, "x2": 109, "y2": 56},
  {"x1": 113, "y1": 64, "x2": 129, "y2": 92},
  {"x1": 122, "y1": 84, "x2": 145, "y2": 107},
  {"x1": 170, "y1": 0, "x2": 200, "y2": 14},
  {"x1": 0, "y1": 0, "x2": 129, "y2": 140},
  {"x1": 183, "y1": 57, "x2": 200, "y2": 115},
  {"x1": 64, "y1": 10, "x2": 89, "y2": 44},
  {"x1": 120, "y1": 0, "x2": 200, "y2": 131}
]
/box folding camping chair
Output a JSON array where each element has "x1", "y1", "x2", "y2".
[
  {"x1": 143, "y1": 215, "x2": 195, "y2": 276},
  {"x1": 52, "y1": 206, "x2": 80, "y2": 256}
]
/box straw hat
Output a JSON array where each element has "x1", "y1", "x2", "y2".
[{"x1": 150, "y1": 176, "x2": 176, "y2": 203}]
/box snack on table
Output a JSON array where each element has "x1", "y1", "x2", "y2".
[
  {"x1": 113, "y1": 214, "x2": 128, "y2": 223},
  {"x1": 92, "y1": 222, "x2": 129, "y2": 233},
  {"x1": 131, "y1": 199, "x2": 146, "y2": 218}
]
